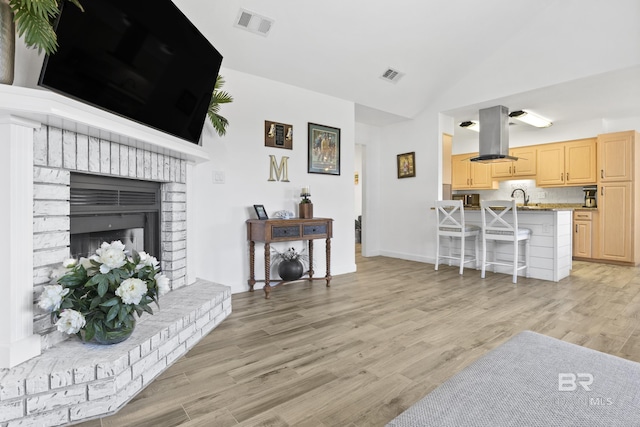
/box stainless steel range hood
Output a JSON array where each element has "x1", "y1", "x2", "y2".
[{"x1": 469, "y1": 105, "x2": 518, "y2": 163}]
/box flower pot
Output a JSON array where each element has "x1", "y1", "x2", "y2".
[
  {"x1": 299, "y1": 203, "x2": 313, "y2": 219},
  {"x1": 0, "y1": 1, "x2": 15, "y2": 84},
  {"x1": 93, "y1": 320, "x2": 136, "y2": 345},
  {"x1": 278, "y1": 259, "x2": 304, "y2": 281}
]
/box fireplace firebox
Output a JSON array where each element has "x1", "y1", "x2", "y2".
[{"x1": 70, "y1": 173, "x2": 161, "y2": 260}]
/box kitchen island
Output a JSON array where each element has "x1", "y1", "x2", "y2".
[{"x1": 441, "y1": 206, "x2": 574, "y2": 282}]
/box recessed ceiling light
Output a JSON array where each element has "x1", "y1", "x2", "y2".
[
  {"x1": 459, "y1": 120, "x2": 479, "y2": 132},
  {"x1": 509, "y1": 110, "x2": 552, "y2": 128}
]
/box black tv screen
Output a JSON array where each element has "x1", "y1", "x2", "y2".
[{"x1": 39, "y1": 0, "x2": 223, "y2": 144}]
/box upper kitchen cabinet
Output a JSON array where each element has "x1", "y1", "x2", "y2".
[
  {"x1": 598, "y1": 131, "x2": 635, "y2": 182},
  {"x1": 536, "y1": 138, "x2": 597, "y2": 187},
  {"x1": 451, "y1": 153, "x2": 497, "y2": 190},
  {"x1": 491, "y1": 146, "x2": 537, "y2": 179}
]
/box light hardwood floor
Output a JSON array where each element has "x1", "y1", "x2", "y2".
[{"x1": 78, "y1": 249, "x2": 640, "y2": 426}]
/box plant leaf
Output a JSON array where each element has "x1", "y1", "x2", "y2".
[{"x1": 106, "y1": 304, "x2": 119, "y2": 322}]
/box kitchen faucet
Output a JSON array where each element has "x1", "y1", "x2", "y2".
[{"x1": 511, "y1": 188, "x2": 530, "y2": 206}]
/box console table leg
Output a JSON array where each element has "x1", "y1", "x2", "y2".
[
  {"x1": 308, "y1": 240, "x2": 314, "y2": 279},
  {"x1": 248, "y1": 240, "x2": 256, "y2": 292},
  {"x1": 264, "y1": 243, "x2": 271, "y2": 299},
  {"x1": 326, "y1": 237, "x2": 332, "y2": 287}
]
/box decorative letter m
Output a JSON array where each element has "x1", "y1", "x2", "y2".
[{"x1": 268, "y1": 155, "x2": 290, "y2": 182}]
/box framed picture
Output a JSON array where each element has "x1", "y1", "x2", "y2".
[
  {"x1": 264, "y1": 120, "x2": 293, "y2": 149},
  {"x1": 397, "y1": 152, "x2": 416, "y2": 178},
  {"x1": 253, "y1": 204, "x2": 268, "y2": 220},
  {"x1": 308, "y1": 122, "x2": 340, "y2": 175}
]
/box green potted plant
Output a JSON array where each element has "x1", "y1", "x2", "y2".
[
  {"x1": 207, "y1": 75, "x2": 233, "y2": 137},
  {"x1": 271, "y1": 247, "x2": 309, "y2": 281},
  {"x1": 38, "y1": 240, "x2": 170, "y2": 344},
  {"x1": 8, "y1": 0, "x2": 83, "y2": 54}
]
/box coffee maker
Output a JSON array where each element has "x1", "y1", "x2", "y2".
[{"x1": 583, "y1": 186, "x2": 597, "y2": 208}]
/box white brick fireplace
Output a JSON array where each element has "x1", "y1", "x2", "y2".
[{"x1": 0, "y1": 85, "x2": 231, "y2": 426}]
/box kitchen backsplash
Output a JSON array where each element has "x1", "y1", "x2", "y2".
[{"x1": 454, "y1": 179, "x2": 586, "y2": 205}]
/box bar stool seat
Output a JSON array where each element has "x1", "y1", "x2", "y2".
[
  {"x1": 435, "y1": 200, "x2": 480, "y2": 275},
  {"x1": 480, "y1": 200, "x2": 531, "y2": 283}
]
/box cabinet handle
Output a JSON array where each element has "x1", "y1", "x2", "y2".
[
  {"x1": 513, "y1": 166, "x2": 516, "y2": 174},
  {"x1": 561, "y1": 173, "x2": 564, "y2": 182},
  {"x1": 575, "y1": 224, "x2": 578, "y2": 233},
  {"x1": 470, "y1": 179, "x2": 473, "y2": 185},
  {"x1": 601, "y1": 169, "x2": 604, "y2": 179},
  {"x1": 467, "y1": 178, "x2": 470, "y2": 185},
  {"x1": 566, "y1": 173, "x2": 569, "y2": 181},
  {"x1": 601, "y1": 187, "x2": 604, "y2": 196}
]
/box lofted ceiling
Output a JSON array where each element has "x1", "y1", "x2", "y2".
[{"x1": 173, "y1": 0, "x2": 640, "y2": 128}]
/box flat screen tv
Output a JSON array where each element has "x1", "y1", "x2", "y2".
[{"x1": 38, "y1": 0, "x2": 223, "y2": 144}]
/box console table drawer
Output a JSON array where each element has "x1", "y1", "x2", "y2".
[
  {"x1": 303, "y1": 224, "x2": 327, "y2": 236},
  {"x1": 272, "y1": 226, "x2": 300, "y2": 238}
]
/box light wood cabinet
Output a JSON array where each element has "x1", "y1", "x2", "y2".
[
  {"x1": 598, "y1": 182, "x2": 632, "y2": 262},
  {"x1": 598, "y1": 131, "x2": 633, "y2": 182},
  {"x1": 536, "y1": 138, "x2": 597, "y2": 187},
  {"x1": 451, "y1": 153, "x2": 496, "y2": 190},
  {"x1": 573, "y1": 210, "x2": 593, "y2": 258},
  {"x1": 594, "y1": 131, "x2": 640, "y2": 265},
  {"x1": 491, "y1": 146, "x2": 537, "y2": 179}
]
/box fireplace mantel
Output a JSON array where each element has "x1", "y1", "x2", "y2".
[{"x1": 0, "y1": 84, "x2": 210, "y2": 164}]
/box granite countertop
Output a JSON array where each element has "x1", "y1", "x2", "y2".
[{"x1": 463, "y1": 203, "x2": 595, "y2": 211}]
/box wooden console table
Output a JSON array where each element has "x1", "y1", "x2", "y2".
[{"x1": 246, "y1": 217, "x2": 333, "y2": 299}]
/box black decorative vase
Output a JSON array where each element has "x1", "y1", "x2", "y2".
[{"x1": 278, "y1": 259, "x2": 304, "y2": 281}]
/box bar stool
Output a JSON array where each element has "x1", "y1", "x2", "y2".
[
  {"x1": 480, "y1": 200, "x2": 531, "y2": 284},
  {"x1": 435, "y1": 200, "x2": 480, "y2": 275}
]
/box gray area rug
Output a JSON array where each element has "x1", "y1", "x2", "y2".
[{"x1": 387, "y1": 330, "x2": 640, "y2": 426}]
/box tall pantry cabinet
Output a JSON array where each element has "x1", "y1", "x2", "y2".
[{"x1": 596, "y1": 131, "x2": 640, "y2": 264}]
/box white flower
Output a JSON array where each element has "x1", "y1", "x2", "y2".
[
  {"x1": 115, "y1": 278, "x2": 148, "y2": 305},
  {"x1": 62, "y1": 258, "x2": 77, "y2": 268},
  {"x1": 93, "y1": 241, "x2": 127, "y2": 274},
  {"x1": 55, "y1": 309, "x2": 86, "y2": 335},
  {"x1": 155, "y1": 273, "x2": 170, "y2": 296},
  {"x1": 135, "y1": 251, "x2": 159, "y2": 271},
  {"x1": 38, "y1": 285, "x2": 69, "y2": 311}
]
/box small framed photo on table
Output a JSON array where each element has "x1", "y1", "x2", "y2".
[{"x1": 253, "y1": 205, "x2": 268, "y2": 220}]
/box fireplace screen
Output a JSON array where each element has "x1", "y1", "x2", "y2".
[{"x1": 69, "y1": 173, "x2": 161, "y2": 260}]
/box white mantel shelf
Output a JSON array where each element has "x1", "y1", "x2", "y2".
[{"x1": 0, "y1": 84, "x2": 210, "y2": 164}]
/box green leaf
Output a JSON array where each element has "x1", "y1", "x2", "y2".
[
  {"x1": 207, "y1": 75, "x2": 233, "y2": 137},
  {"x1": 106, "y1": 304, "x2": 119, "y2": 322},
  {"x1": 118, "y1": 305, "x2": 129, "y2": 322},
  {"x1": 97, "y1": 280, "x2": 108, "y2": 298},
  {"x1": 83, "y1": 321, "x2": 95, "y2": 342},
  {"x1": 90, "y1": 296, "x2": 102, "y2": 310},
  {"x1": 99, "y1": 297, "x2": 120, "y2": 307}
]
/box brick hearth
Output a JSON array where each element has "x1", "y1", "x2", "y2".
[{"x1": 0, "y1": 281, "x2": 231, "y2": 426}]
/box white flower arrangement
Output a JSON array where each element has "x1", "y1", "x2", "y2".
[{"x1": 38, "y1": 241, "x2": 170, "y2": 342}]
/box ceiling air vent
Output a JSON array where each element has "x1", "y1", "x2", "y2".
[
  {"x1": 235, "y1": 9, "x2": 274, "y2": 37},
  {"x1": 380, "y1": 67, "x2": 404, "y2": 83}
]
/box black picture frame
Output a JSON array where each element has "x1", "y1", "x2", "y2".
[
  {"x1": 308, "y1": 122, "x2": 340, "y2": 175},
  {"x1": 397, "y1": 152, "x2": 416, "y2": 178},
  {"x1": 253, "y1": 204, "x2": 268, "y2": 220}
]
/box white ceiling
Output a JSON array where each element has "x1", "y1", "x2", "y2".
[{"x1": 173, "y1": 0, "x2": 640, "y2": 128}]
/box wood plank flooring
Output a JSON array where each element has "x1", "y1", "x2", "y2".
[{"x1": 77, "y1": 249, "x2": 640, "y2": 426}]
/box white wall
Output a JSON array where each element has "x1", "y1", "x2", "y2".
[{"x1": 191, "y1": 68, "x2": 356, "y2": 293}]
